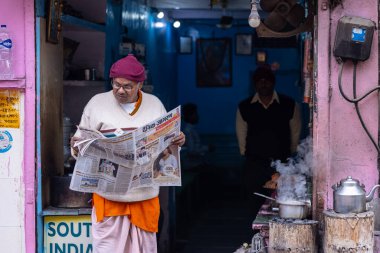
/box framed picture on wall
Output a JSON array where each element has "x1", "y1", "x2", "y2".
[
  {"x1": 196, "y1": 38, "x2": 232, "y2": 87},
  {"x1": 235, "y1": 34, "x2": 253, "y2": 55},
  {"x1": 179, "y1": 37, "x2": 192, "y2": 54}
]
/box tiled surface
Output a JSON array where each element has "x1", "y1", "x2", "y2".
[
  {"x1": 0, "y1": 226, "x2": 24, "y2": 253},
  {"x1": 0, "y1": 178, "x2": 24, "y2": 227},
  {"x1": 0, "y1": 129, "x2": 23, "y2": 179}
]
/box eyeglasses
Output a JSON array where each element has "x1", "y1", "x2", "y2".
[{"x1": 112, "y1": 80, "x2": 139, "y2": 92}]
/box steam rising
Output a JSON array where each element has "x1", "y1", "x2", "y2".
[{"x1": 272, "y1": 136, "x2": 313, "y2": 201}]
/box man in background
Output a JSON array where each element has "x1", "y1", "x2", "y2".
[{"x1": 236, "y1": 65, "x2": 301, "y2": 220}]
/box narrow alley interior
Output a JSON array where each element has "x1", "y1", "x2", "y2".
[{"x1": 173, "y1": 135, "x2": 254, "y2": 253}]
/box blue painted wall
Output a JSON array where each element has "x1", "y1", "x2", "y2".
[
  {"x1": 120, "y1": 2, "x2": 178, "y2": 111},
  {"x1": 146, "y1": 17, "x2": 178, "y2": 110},
  {"x1": 176, "y1": 21, "x2": 303, "y2": 134}
]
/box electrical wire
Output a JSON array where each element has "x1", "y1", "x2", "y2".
[
  {"x1": 338, "y1": 61, "x2": 380, "y2": 153},
  {"x1": 338, "y1": 62, "x2": 380, "y2": 103}
]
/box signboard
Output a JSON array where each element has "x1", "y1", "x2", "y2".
[
  {"x1": 0, "y1": 89, "x2": 20, "y2": 128},
  {"x1": 44, "y1": 215, "x2": 92, "y2": 253}
]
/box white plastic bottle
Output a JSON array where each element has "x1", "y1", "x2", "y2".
[{"x1": 0, "y1": 25, "x2": 13, "y2": 79}]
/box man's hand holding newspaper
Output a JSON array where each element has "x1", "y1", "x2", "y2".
[{"x1": 69, "y1": 106, "x2": 183, "y2": 195}]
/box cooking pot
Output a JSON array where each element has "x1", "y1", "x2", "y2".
[
  {"x1": 332, "y1": 176, "x2": 380, "y2": 213},
  {"x1": 277, "y1": 199, "x2": 310, "y2": 219},
  {"x1": 254, "y1": 192, "x2": 310, "y2": 219}
]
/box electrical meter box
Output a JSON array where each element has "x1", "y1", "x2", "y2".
[{"x1": 333, "y1": 16, "x2": 375, "y2": 61}]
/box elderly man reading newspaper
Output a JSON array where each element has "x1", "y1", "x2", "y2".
[{"x1": 70, "y1": 54, "x2": 185, "y2": 253}]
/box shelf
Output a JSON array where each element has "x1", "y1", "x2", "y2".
[
  {"x1": 64, "y1": 80, "x2": 105, "y2": 87},
  {"x1": 61, "y1": 15, "x2": 106, "y2": 32},
  {"x1": 41, "y1": 206, "x2": 92, "y2": 216},
  {"x1": 0, "y1": 79, "x2": 26, "y2": 88}
]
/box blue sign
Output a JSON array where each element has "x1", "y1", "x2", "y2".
[
  {"x1": 0, "y1": 130, "x2": 13, "y2": 153},
  {"x1": 352, "y1": 27, "x2": 366, "y2": 43},
  {"x1": 44, "y1": 216, "x2": 92, "y2": 253}
]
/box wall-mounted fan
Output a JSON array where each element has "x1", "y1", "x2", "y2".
[{"x1": 256, "y1": 0, "x2": 313, "y2": 37}]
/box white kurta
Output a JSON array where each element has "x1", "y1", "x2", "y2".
[
  {"x1": 74, "y1": 90, "x2": 167, "y2": 253},
  {"x1": 74, "y1": 90, "x2": 167, "y2": 202}
]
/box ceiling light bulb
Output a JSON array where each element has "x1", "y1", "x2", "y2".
[
  {"x1": 154, "y1": 22, "x2": 165, "y2": 28},
  {"x1": 248, "y1": 0, "x2": 260, "y2": 28},
  {"x1": 157, "y1": 11, "x2": 164, "y2": 19},
  {"x1": 173, "y1": 21, "x2": 181, "y2": 28}
]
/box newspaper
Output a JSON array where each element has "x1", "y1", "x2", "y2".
[{"x1": 69, "y1": 106, "x2": 182, "y2": 194}]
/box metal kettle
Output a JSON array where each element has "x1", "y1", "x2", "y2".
[{"x1": 332, "y1": 176, "x2": 380, "y2": 213}]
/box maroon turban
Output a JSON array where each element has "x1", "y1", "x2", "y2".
[{"x1": 109, "y1": 54, "x2": 146, "y2": 82}]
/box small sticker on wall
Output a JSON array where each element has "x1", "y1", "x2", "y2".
[
  {"x1": 0, "y1": 90, "x2": 20, "y2": 128},
  {"x1": 0, "y1": 130, "x2": 13, "y2": 153}
]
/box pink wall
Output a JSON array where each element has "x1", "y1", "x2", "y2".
[
  {"x1": 314, "y1": 0, "x2": 379, "y2": 218},
  {"x1": 0, "y1": 0, "x2": 36, "y2": 252},
  {"x1": 23, "y1": 0, "x2": 36, "y2": 252},
  {"x1": 0, "y1": 0, "x2": 27, "y2": 82}
]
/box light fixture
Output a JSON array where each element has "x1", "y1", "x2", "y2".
[
  {"x1": 157, "y1": 11, "x2": 165, "y2": 19},
  {"x1": 248, "y1": 0, "x2": 260, "y2": 28},
  {"x1": 153, "y1": 22, "x2": 166, "y2": 28},
  {"x1": 173, "y1": 20, "x2": 181, "y2": 28}
]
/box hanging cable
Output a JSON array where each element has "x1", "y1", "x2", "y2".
[
  {"x1": 338, "y1": 61, "x2": 380, "y2": 153},
  {"x1": 338, "y1": 62, "x2": 380, "y2": 103}
]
